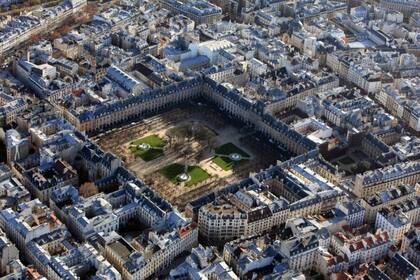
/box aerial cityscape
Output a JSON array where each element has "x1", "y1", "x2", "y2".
[{"x1": 0, "y1": 0, "x2": 419, "y2": 279}]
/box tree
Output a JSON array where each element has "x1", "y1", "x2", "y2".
[
  {"x1": 181, "y1": 145, "x2": 191, "y2": 158},
  {"x1": 49, "y1": 31, "x2": 61, "y2": 40},
  {"x1": 349, "y1": 163, "x2": 358, "y2": 173},
  {"x1": 206, "y1": 134, "x2": 217, "y2": 152},
  {"x1": 195, "y1": 149, "x2": 207, "y2": 163},
  {"x1": 194, "y1": 127, "x2": 210, "y2": 143},
  {"x1": 358, "y1": 160, "x2": 371, "y2": 172},
  {"x1": 84, "y1": 3, "x2": 98, "y2": 17},
  {"x1": 29, "y1": 34, "x2": 41, "y2": 44},
  {"x1": 167, "y1": 126, "x2": 187, "y2": 144},
  {"x1": 79, "y1": 182, "x2": 98, "y2": 198}
]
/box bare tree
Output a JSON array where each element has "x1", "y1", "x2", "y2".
[
  {"x1": 207, "y1": 136, "x2": 217, "y2": 152},
  {"x1": 79, "y1": 182, "x2": 98, "y2": 198}
]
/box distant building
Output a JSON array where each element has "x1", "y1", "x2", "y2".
[
  {"x1": 160, "y1": 0, "x2": 222, "y2": 24},
  {"x1": 0, "y1": 0, "x2": 87, "y2": 58},
  {"x1": 379, "y1": 0, "x2": 420, "y2": 18}
]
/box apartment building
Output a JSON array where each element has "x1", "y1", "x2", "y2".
[
  {"x1": 375, "y1": 209, "x2": 411, "y2": 241},
  {"x1": 0, "y1": 229, "x2": 19, "y2": 276},
  {"x1": 376, "y1": 84, "x2": 420, "y2": 132},
  {"x1": 0, "y1": 96, "x2": 27, "y2": 126},
  {"x1": 385, "y1": 253, "x2": 420, "y2": 280},
  {"x1": 5, "y1": 129, "x2": 29, "y2": 164},
  {"x1": 401, "y1": 227, "x2": 420, "y2": 268},
  {"x1": 361, "y1": 184, "x2": 418, "y2": 223},
  {"x1": 101, "y1": 223, "x2": 198, "y2": 280},
  {"x1": 23, "y1": 159, "x2": 79, "y2": 204},
  {"x1": 280, "y1": 233, "x2": 320, "y2": 271},
  {"x1": 331, "y1": 229, "x2": 392, "y2": 267},
  {"x1": 0, "y1": 199, "x2": 66, "y2": 261},
  {"x1": 199, "y1": 188, "x2": 289, "y2": 245},
  {"x1": 353, "y1": 161, "x2": 420, "y2": 198},
  {"x1": 78, "y1": 142, "x2": 122, "y2": 182},
  {"x1": 195, "y1": 154, "x2": 345, "y2": 245},
  {"x1": 317, "y1": 249, "x2": 348, "y2": 277}
]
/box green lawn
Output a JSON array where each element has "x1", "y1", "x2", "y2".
[
  {"x1": 160, "y1": 163, "x2": 210, "y2": 187},
  {"x1": 212, "y1": 143, "x2": 250, "y2": 171},
  {"x1": 131, "y1": 135, "x2": 165, "y2": 147},
  {"x1": 130, "y1": 135, "x2": 166, "y2": 161},
  {"x1": 215, "y1": 143, "x2": 250, "y2": 157}
]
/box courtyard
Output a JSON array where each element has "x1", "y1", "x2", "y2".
[
  {"x1": 330, "y1": 148, "x2": 377, "y2": 175},
  {"x1": 96, "y1": 105, "x2": 287, "y2": 209}
]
